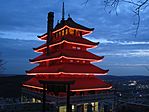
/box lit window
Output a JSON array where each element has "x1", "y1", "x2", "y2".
[
  {"x1": 83, "y1": 61, "x2": 85, "y2": 63},
  {"x1": 72, "y1": 105, "x2": 75, "y2": 110},
  {"x1": 72, "y1": 46, "x2": 76, "y2": 49},
  {"x1": 69, "y1": 29, "x2": 74, "y2": 35},
  {"x1": 77, "y1": 60, "x2": 79, "y2": 63},
  {"x1": 32, "y1": 98, "x2": 36, "y2": 103},
  {"x1": 77, "y1": 47, "x2": 81, "y2": 50},
  {"x1": 91, "y1": 102, "x2": 95, "y2": 106},
  {"x1": 62, "y1": 30, "x2": 64, "y2": 36},
  {"x1": 70, "y1": 60, "x2": 73, "y2": 62},
  {"x1": 66, "y1": 28, "x2": 68, "y2": 35},
  {"x1": 59, "y1": 31, "x2": 61, "y2": 36}
]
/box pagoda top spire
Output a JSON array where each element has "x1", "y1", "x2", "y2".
[{"x1": 62, "y1": 2, "x2": 65, "y2": 21}]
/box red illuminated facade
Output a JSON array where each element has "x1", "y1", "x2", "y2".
[
  {"x1": 22, "y1": 3, "x2": 112, "y2": 111},
  {"x1": 23, "y1": 9, "x2": 112, "y2": 92}
]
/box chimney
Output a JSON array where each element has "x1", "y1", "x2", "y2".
[{"x1": 46, "y1": 12, "x2": 54, "y2": 55}]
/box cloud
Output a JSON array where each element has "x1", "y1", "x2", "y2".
[
  {"x1": 97, "y1": 49, "x2": 149, "y2": 57},
  {"x1": 0, "y1": 0, "x2": 149, "y2": 41}
]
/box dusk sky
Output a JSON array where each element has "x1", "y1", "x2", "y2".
[{"x1": 0, "y1": 0, "x2": 149, "y2": 76}]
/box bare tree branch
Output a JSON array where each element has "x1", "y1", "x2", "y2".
[
  {"x1": 104, "y1": 0, "x2": 149, "y2": 37},
  {"x1": 82, "y1": 0, "x2": 149, "y2": 37},
  {"x1": 81, "y1": 0, "x2": 89, "y2": 6}
]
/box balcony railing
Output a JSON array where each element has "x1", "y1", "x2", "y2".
[{"x1": 22, "y1": 88, "x2": 114, "y2": 105}]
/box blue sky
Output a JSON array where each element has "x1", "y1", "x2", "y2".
[{"x1": 0, "y1": 0, "x2": 149, "y2": 76}]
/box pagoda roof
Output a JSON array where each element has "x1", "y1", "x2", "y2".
[
  {"x1": 53, "y1": 17, "x2": 94, "y2": 32},
  {"x1": 30, "y1": 50, "x2": 104, "y2": 63},
  {"x1": 26, "y1": 63, "x2": 109, "y2": 75},
  {"x1": 34, "y1": 36, "x2": 99, "y2": 52},
  {"x1": 23, "y1": 75, "x2": 112, "y2": 92},
  {"x1": 37, "y1": 33, "x2": 47, "y2": 39},
  {"x1": 38, "y1": 18, "x2": 94, "y2": 40}
]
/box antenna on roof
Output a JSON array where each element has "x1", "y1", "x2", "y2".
[
  {"x1": 68, "y1": 14, "x2": 70, "y2": 18},
  {"x1": 62, "y1": 2, "x2": 65, "y2": 20}
]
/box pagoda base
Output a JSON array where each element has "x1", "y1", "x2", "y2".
[
  {"x1": 22, "y1": 75, "x2": 112, "y2": 112},
  {"x1": 21, "y1": 87, "x2": 113, "y2": 112}
]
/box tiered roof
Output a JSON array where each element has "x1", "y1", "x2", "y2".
[
  {"x1": 30, "y1": 50, "x2": 104, "y2": 63},
  {"x1": 38, "y1": 17, "x2": 94, "y2": 40},
  {"x1": 26, "y1": 63, "x2": 109, "y2": 75},
  {"x1": 53, "y1": 17, "x2": 94, "y2": 33},
  {"x1": 23, "y1": 4, "x2": 112, "y2": 93},
  {"x1": 34, "y1": 36, "x2": 99, "y2": 52},
  {"x1": 23, "y1": 75, "x2": 112, "y2": 92}
]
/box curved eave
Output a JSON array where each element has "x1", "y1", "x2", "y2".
[
  {"x1": 30, "y1": 56, "x2": 104, "y2": 64},
  {"x1": 33, "y1": 41, "x2": 99, "y2": 53},
  {"x1": 71, "y1": 85, "x2": 112, "y2": 92},
  {"x1": 26, "y1": 68, "x2": 109, "y2": 75},
  {"x1": 26, "y1": 71, "x2": 109, "y2": 75},
  {"x1": 23, "y1": 84, "x2": 112, "y2": 92},
  {"x1": 37, "y1": 33, "x2": 47, "y2": 40},
  {"x1": 53, "y1": 25, "x2": 94, "y2": 36},
  {"x1": 37, "y1": 26, "x2": 94, "y2": 41}
]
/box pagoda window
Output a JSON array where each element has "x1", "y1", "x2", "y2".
[
  {"x1": 62, "y1": 30, "x2": 65, "y2": 36},
  {"x1": 76, "y1": 47, "x2": 81, "y2": 50},
  {"x1": 59, "y1": 31, "x2": 61, "y2": 37},
  {"x1": 72, "y1": 46, "x2": 76, "y2": 49},
  {"x1": 69, "y1": 29, "x2": 74, "y2": 35},
  {"x1": 65, "y1": 28, "x2": 68, "y2": 35},
  {"x1": 83, "y1": 60, "x2": 86, "y2": 63},
  {"x1": 70, "y1": 60, "x2": 73, "y2": 62}
]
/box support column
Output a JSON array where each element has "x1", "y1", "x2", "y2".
[
  {"x1": 98, "y1": 102, "x2": 101, "y2": 112},
  {"x1": 67, "y1": 84, "x2": 71, "y2": 112},
  {"x1": 42, "y1": 83, "x2": 46, "y2": 112}
]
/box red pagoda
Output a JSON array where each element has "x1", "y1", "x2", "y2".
[{"x1": 22, "y1": 3, "x2": 112, "y2": 112}]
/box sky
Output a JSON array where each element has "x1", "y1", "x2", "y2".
[{"x1": 0, "y1": 0, "x2": 149, "y2": 76}]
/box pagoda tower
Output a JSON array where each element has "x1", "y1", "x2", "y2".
[{"x1": 22, "y1": 3, "x2": 112, "y2": 112}]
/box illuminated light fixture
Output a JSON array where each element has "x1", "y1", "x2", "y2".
[
  {"x1": 53, "y1": 25, "x2": 92, "y2": 35},
  {"x1": 39, "y1": 34, "x2": 47, "y2": 39},
  {"x1": 34, "y1": 40, "x2": 97, "y2": 52},
  {"x1": 27, "y1": 72, "x2": 108, "y2": 76},
  {"x1": 30, "y1": 56, "x2": 103, "y2": 64},
  {"x1": 71, "y1": 86, "x2": 112, "y2": 92},
  {"x1": 23, "y1": 84, "x2": 112, "y2": 92},
  {"x1": 23, "y1": 84, "x2": 44, "y2": 90}
]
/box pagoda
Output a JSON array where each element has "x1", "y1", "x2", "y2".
[{"x1": 22, "y1": 3, "x2": 112, "y2": 112}]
